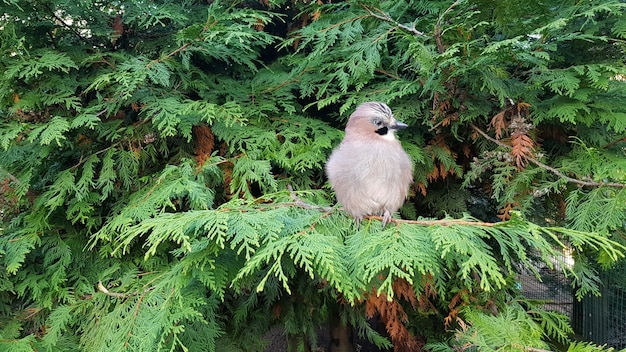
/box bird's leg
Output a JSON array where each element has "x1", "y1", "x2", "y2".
[
  {"x1": 381, "y1": 210, "x2": 392, "y2": 229},
  {"x1": 354, "y1": 216, "x2": 362, "y2": 230}
]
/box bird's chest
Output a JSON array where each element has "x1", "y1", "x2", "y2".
[{"x1": 348, "y1": 141, "x2": 408, "y2": 181}]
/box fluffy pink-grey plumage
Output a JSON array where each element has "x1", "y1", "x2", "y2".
[{"x1": 326, "y1": 102, "x2": 413, "y2": 227}]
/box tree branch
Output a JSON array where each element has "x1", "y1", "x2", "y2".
[
  {"x1": 45, "y1": 4, "x2": 101, "y2": 47},
  {"x1": 2, "y1": 171, "x2": 20, "y2": 185},
  {"x1": 361, "y1": 5, "x2": 425, "y2": 37},
  {"x1": 287, "y1": 185, "x2": 334, "y2": 212},
  {"x1": 97, "y1": 281, "x2": 156, "y2": 299},
  {"x1": 263, "y1": 68, "x2": 311, "y2": 94},
  {"x1": 287, "y1": 185, "x2": 498, "y2": 227},
  {"x1": 471, "y1": 124, "x2": 626, "y2": 188},
  {"x1": 375, "y1": 69, "x2": 401, "y2": 80},
  {"x1": 148, "y1": 18, "x2": 218, "y2": 67},
  {"x1": 434, "y1": 0, "x2": 462, "y2": 54},
  {"x1": 366, "y1": 215, "x2": 497, "y2": 227},
  {"x1": 524, "y1": 348, "x2": 553, "y2": 352},
  {"x1": 602, "y1": 136, "x2": 626, "y2": 149}
]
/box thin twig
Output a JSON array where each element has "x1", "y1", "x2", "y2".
[
  {"x1": 164, "y1": 42, "x2": 193, "y2": 60},
  {"x1": 287, "y1": 185, "x2": 498, "y2": 227},
  {"x1": 361, "y1": 5, "x2": 425, "y2": 37},
  {"x1": 428, "y1": 117, "x2": 447, "y2": 132},
  {"x1": 374, "y1": 69, "x2": 400, "y2": 80},
  {"x1": 321, "y1": 14, "x2": 369, "y2": 33},
  {"x1": 263, "y1": 68, "x2": 311, "y2": 94},
  {"x1": 287, "y1": 184, "x2": 334, "y2": 212},
  {"x1": 97, "y1": 281, "x2": 128, "y2": 298},
  {"x1": 148, "y1": 18, "x2": 217, "y2": 67},
  {"x1": 147, "y1": 42, "x2": 193, "y2": 68},
  {"x1": 471, "y1": 124, "x2": 626, "y2": 188},
  {"x1": 602, "y1": 136, "x2": 626, "y2": 149},
  {"x1": 70, "y1": 145, "x2": 116, "y2": 170},
  {"x1": 434, "y1": 0, "x2": 462, "y2": 54},
  {"x1": 366, "y1": 215, "x2": 497, "y2": 227},
  {"x1": 2, "y1": 171, "x2": 20, "y2": 185},
  {"x1": 46, "y1": 4, "x2": 101, "y2": 47},
  {"x1": 97, "y1": 281, "x2": 156, "y2": 299}
]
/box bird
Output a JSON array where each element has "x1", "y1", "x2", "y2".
[{"x1": 325, "y1": 102, "x2": 413, "y2": 228}]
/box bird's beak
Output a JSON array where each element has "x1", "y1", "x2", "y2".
[{"x1": 390, "y1": 121, "x2": 408, "y2": 130}]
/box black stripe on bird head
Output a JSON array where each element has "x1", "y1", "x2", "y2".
[{"x1": 375, "y1": 126, "x2": 389, "y2": 135}]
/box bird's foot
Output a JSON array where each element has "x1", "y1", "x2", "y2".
[
  {"x1": 382, "y1": 210, "x2": 392, "y2": 229},
  {"x1": 354, "y1": 217, "x2": 363, "y2": 230}
]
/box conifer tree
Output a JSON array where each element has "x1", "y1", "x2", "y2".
[{"x1": 0, "y1": 0, "x2": 625, "y2": 351}]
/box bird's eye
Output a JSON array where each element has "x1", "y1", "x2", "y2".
[{"x1": 373, "y1": 119, "x2": 383, "y2": 126}]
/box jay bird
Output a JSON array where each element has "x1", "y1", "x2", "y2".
[{"x1": 326, "y1": 102, "x2": 413, "y2": 228}]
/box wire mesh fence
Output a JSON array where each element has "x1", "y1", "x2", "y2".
[
  {"x1": 519, "y1": 253, "x2": 626, "y2": 349},
  {"x1": 518, "y1": 249, "x2": 575, "y2": 316},
  {"x1": 572, "y1": 265, "x2": 626, "y2": 348}
]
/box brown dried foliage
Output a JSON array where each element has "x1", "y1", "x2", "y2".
[
  {"x1": 111, "y1": 15, "x2": 124, "y2": 45},
  {"x1": 287, "y1": 0, "x2": 325, "y2": 50},
  {"x1": 497, "y1": 202, "x2": 516, "y2": 221},
  {"x1": 489, "y1": 102, "x2": 536, "y2": 170},
  {"x1": 414, "y1": 183, "x2": 427, "y2": 197},
  {"x1": 312, "y1": 0, "x2": 324, "y2": 21},
  {"x1": 425, "y1": 135, "x2": 458, "y2": 184},
  {"x1": 0, "y1": 178, "x2": 19, "y2": 220},
  {"x1": 193, "y1": 125, "x2": 215, "y2": 167},
  {"x1": 490, "y1": 110, "x2": 507, "y2": 140},
  {"x1": 366, "y1": 279, "x2": 423, "y2": 352},
  {"x1": 489, "y1": 102, "x2": 531, "y2": 140},
  {"x1": 254, "y1": 17, "x2": 265, "y2": 32},
  {"x1": 510, "y1": 131, "x2": 535, "y2": 170},
  {"x1": 222, "y1": 161, "x2": 234, "y2": 199},
  {"x1": 443, "y1": 288, "x2": 477, "y2": 331},
  {"x1": 430, "y1": 99, "x2": 460, "y2": 133},
  {"x1": 461, "y1": 143, "x2": 472, "y2": 159}
]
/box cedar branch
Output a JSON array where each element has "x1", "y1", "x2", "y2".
[
  {"x1": 3, "y1": 172, "x2": 20, "y2": 185},
  {"x1": 434, "y1": 0, "x2": 463, "y2": 54},
  {"x1": 263, "y1": 68, "x2": 311, "y2": 94},
  {"x1": 97, "y1": 281, "x2": 156, "y2": 299},
  {"x1": 471, "y1": 124, "x2": 626, "y2": 188},
  {"x1": 288, "y1": 185, "x2": 498, "y2": 227},
  {"x1": 148, "y1": 17, "x2": 218, "y2": 67},
  {"x1": 321, "y1": 14, "x2": 369, "y2": 33},
  {"x1": 45, "y1": 4, "x2": 101, "y2": 48},
  {"x1": 361, "y1": 5, "x2": 426, "y2": 37},
  {"x1": 287, "y1": 184, "x2": 334, "y2": 212},
  {"x1": 603, "y1": 136, "x2": 626, "y2": 149},
  {"x1": 366, "y1": 215, "x2": 497, "y2": 227}
]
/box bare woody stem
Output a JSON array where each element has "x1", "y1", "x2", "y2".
[
  {"x1": 471, "y1": 124, "x2": 626, "y2": 188},
  {"x1": 434, "y1": 0, "x2": 463, "y2": 54},
  {"x1": 288, "y1": 185, "x2": 498, "y2": 227},
  {"x1": 366, "y1": 215, "x2": 497, "y2": 227},
  {"x1": 287, "y1": 185, "x2": 334, "y2": 212},
  {"x1": 361, "y1": 5, "x2": 426, "y2": 37},
  {"x1": 97, "y1": 281, "x2": 156, "y2": 299}
]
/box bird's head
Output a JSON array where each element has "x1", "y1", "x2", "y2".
[{"x1": 345, "y1": 102, "x2": 408, "y2": 140}]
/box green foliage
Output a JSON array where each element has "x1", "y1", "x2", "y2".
[
  {"x1": 425, "y1": 302, "x2": 575, "y2": 352},
  {"x1": 1, "y1": 0, "x2": 625, "y2": 351}
]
